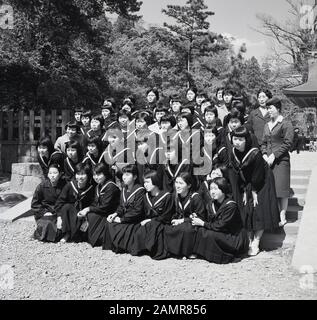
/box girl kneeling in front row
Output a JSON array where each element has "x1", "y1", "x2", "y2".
[
  {"x1": 192, "y1": 177, "x2": 249, "y2": 264},
  {"x1": 103, "y1": 164, "x2": 145, "y2": 253}
]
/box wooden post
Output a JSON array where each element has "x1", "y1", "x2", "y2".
[
  {"x1": 40, "y1": 109, "x2": 46, "y2": 138},
  {"x1": 29, "y1": 110, "x2": 34, "y2": 142},
  {"x1": 51, "y1": 109, "x2": 57, "y2": 142},
  {"x1": 8, "y1": 111, "x2": 13, "y2": 141},
  {"x1": 18, "y1": 110, "x2": 24, "y2": 162},
  {"x1": 61, "y1": 109, "x2": 69, "y2": 135},
  {"x1": 0, "y1": 111, "x2": 2, "y2": 173}
]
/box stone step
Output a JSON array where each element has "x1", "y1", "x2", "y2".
[
  {"x1": 291, "y1": 187, "x2": 307, "y2": 195},
  {"x1": 291, "y1": 177, "x2": 310, "y2": 185},
  {"x1": 291, "y1": 170, "x2": 312, "y2": 176}
]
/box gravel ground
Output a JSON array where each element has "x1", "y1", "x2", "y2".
[{"x1": 0, "y1": 220, "x2": 316, "y2": 300}]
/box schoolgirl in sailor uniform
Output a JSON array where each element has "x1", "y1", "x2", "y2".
[
  {"x1": 85, "y1": 114, "x2": 105, "y2": 140},
  {"x1": 80, "y1": 110, "x2": 92, "y2": 137},
  {"x1": 192, "y1": 177, "x2": 249, "y2": 264},
  {"x1": 130, "y1": 170, "x2": 174, "y2": 260},
  {"x1": 165, "y1": 172, "x2": 206, "y2": 258},
  {"x1": 230, "y1": 126, "x2": 280, "y2": 256},
  {"x1": 36, "y1": 136, "x2": 64, "y2": 177},
  {"x1": 55, "y1": 163, "x2": 94, "y2": 242},
  {"x1": 82, "y1": 136, "x2": 107, "y2": 169},
  {"x1": 77, "y1": 163, "x2": 120, "y2": 247},
  {"x1": 103, "y1": 164, "x2": 145, "y2": 253},
  {"x1": 63, "y1": 140, "x2": 84, "y2": 182}
]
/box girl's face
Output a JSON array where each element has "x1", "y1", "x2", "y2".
[
  {"x1": 175, "y1": 177, "x2": 190, "y2": 195},
  {"x1": 66, "y1": 127, "x2": 77, "y2": 138},
  {"x1": 38, "y1": 145, "x2": 48, "y2": 157},
  {"x1": 90, "y1": 119, "x2": 101, "y2": 131},
  {"x1": 119, "y1": 116, "x2": 129, "y2": 127},
  {"x1": 196, "y1": 96, "x2": 205, "y2": 106},
  {"x1": 209, "y1": 168, "x2": 223, "y2": 180},
  {"x1": 201, "y1": 102, "x2": 211, "y2": 114},
  {"x1": 204, "y1": 132, "x2": 216, "y2": 145},
  {"x1": 209, "y1": 183, "x2": 224, "y2": 201},
  {"x1": 186, "y1": 90, "x2": 196, "y2": 102},
  {"x1": 93, "y1": 172, "x2": 106, "y2": 185},
  {"x1": 87, "y1": 143, "x2": 98, "y2": 155},
  {"x1": 144, "y1": 177, "x2": 155, "y2": 192},
  {"x1": 217, "y1": 90, "x2": 223, "y2": 102},
  {"x1": 67, "y1": 147, "x2": 78, "y2": 160},
  {"x1": 177, "y1": 117, "x2": 189, "y2": 131},
  {"x1": 232, "y1": 136, "x2": 246, "y2": 152},
  {"x1": 258, "y1": 92, "x2": 269, "y2": 107},
  {"x1": 108, "y1": 135, "x2": 121, "y2": 147},
  {"x1": 122, "y1": 172, "x2": 135, "y2": 186},
  {"x1": 48, "y1": 167, "x2": 60, "y2": 184},
  {"x1": 181, "y1": 107, "x2": 192, "y2": 114},
  {"x1": 160, "y1": 121, "x2": 172, "y2": 132},
  {"x1": 224, "y1": 93, "x2": 233, "y2": 104},
  {"x1": 122, "y1": 105, "x2": 132, "y2": 113},
  {"x1": 102, "y1": 109, "x2": 111, "y2": 119},
  {"x1": 155, "y1": 111, "x2": 166, "y2": 122},
  {"x1": 204, "y1": 111, "x2": 215, "y2": 123},
  {"x1": 147, "y1": 91, "x2": 157, "y2": 103},
  {"x1": 74, "y1": 112, "x2": 82, "y2": 122},
  {"x1": 81, "y1": 116, "x2": 90, "y2": 127},
  {"x1": 267, "y1": 105, "x2": 279, "y2": 118},
  {"x1": 136, "y1": 119, "x2": 147, "y2": 130},
  {"x1": 76, "y1": 172, "x2": 88, "y2": 186},
  {"x1": 228, "y1": 118, "x2": 241, "y2": 131},
  {"x1": 172, "y1": 102, "x2": 181, "y2": 113}
]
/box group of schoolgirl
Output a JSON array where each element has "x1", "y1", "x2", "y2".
[{"x1": 31, "y1": 86, "x2": 289, "y2": 263}]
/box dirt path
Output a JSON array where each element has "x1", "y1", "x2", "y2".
[{"x1": 0, "y1": 220, "x2": 316, "y2": 300}]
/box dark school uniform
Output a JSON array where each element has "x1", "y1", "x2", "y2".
[
  {"x1": 80, "y1": 125, "x2": 91, "y2": 137},
  {"x1": 230, "y1": 147, "x2": 280, "y2": 231},
  {"x1": 165, "y1": 192, "x2": 206, "y2": 258},
  {"x1": 31, "y1": 178, "x2": 67, "y2": 242},
  {"x1": 103, "y1": 184, "x2": 145, "y2": 253},
  {"x1": 63, "y1": 157, "x2": 80, "y2": 182},
  {"x1": 193, "y1": 198, "x2": 249, "y2": 264},
  {"x1": 130, "y1": 191, "x2": 174, "y2": 260},
  {"x1": 161, "y1": 159, "x2": 192, "y2": 193},
  {"x1": 37, "y1": 150, "x2": 64, "y2": 177},
  {"x1": 55, "y1": 179, "x2": 94, "y2": 241},
  {"x1": 87, "y1": 180, "x2": 120, "y2": 247},
  {"x1": 82, "y1": 152, "x2": 106, "y2": 168}
]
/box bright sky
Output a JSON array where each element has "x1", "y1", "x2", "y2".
[{"x1": 138, "y1": 0, "x2": 317, "y2": 61}]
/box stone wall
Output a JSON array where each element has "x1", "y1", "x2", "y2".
[{"x1": 10, "y1": 163, "x2": 43, "y2": 192}]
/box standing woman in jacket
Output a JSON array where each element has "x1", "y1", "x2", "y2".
[{"x1": 261, "y1": 97, "x2": 294, "y2": 226}]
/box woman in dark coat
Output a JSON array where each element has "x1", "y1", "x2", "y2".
[
  {"x1": 247, "y1": 89, "x2": 272, "y2": 145},
  {"x1": 55, "y1": 163, "x2": 94, "y2": 242},
  {"x1": 192, "y1": 177, "x2": 249, "y2": 264},
  {"x1": 103, "y1": 164, "x2": 145, "y2": 253},
  {"x1": 165, "y1": 172, "x2": 206, "y2": 258},
  {"x1": 31, "y1": 164, "x2": 66, "y2": 242},
  {"x1": 77, "y1": 163, "x2": 120, "y2": 247},
  {"x1": 130, "y1": 170, "x2": 174, "y2": 260},
  {"x1": 230, "y1": 126, "x2": 280, "y2": 256},
  {"x1": 261, "y1": 97, "x2": 294, "y2": 227},
  {"x1": 37, "y1": 136, "x2": 64, "y2": 177}
]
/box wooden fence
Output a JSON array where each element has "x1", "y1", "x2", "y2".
[{"x1": 0, "y1": 109, "x2": 71, "y2": 173}]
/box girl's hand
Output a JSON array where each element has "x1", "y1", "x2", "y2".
[
  {"x1": 171, "y1": 219, "x2": 184, "y2": 226},
  {"x1": 107, "y1": 213, "x2": 117, "y2": 223},
  {"x1": 77, "y1": 208, "x2": 89, "y2": 218},
  {"x1": 140, "y1": 219, "x2": 151, "y2": 226},
  {"x1": 191, "y1": 217, "x2": 205, "y2": 227},
  {"x1": 263, "y1": 154, "x2": 268, "y2": 162},
  {"x1": 44, "y1": 212, "x2": 53, "y2": 217},
  {"x1": 243, "y1": 192, "x2": 247, "y2": 205},
  {"x1": 113, "y1": 217, "x2": 121, "y2": 223},
  {"x1": 190, "y1": 213, "x2": 197, "y2": 219},
  {"x1": 252, "y1": 191, "x2": 258, "y2": 207},
  {"x1": 56, "y1": 217, "x2": 62, "y2": 229},
  {"x1": 267, "y1": 154, "x2": 275, "y2": 166}
]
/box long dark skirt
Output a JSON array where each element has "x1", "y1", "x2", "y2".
[
  {"x1": 271, "y1": 158, "x2": 290, "y2": 198},
  {"x1": 130, "y1": 220, "x2": 170, "y2": 260},
  {"x1": 243, "y1": 167, "x2": 280, "y2": 232},
  {"x1": 33, "y1": 216, "x2": 61, "y2": 242},
  {"x1": 87, "y1": 212, "x2": 108, "y2": 247},
  {"x1": 227, "y1": 168, "x2": 243, "y2": 214},
  {"x1": 193, "y1": 228, "x2": 248, "y2": 264},
  {"x1": 164, "y1": 221, "x2": 198, "y2": 257},
  {"x1": 58, "y1": 204, "x2": 83, "y2": 241},
  {"x1": 103, "y1": 221, "x2": 139, "y2": 253}
]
